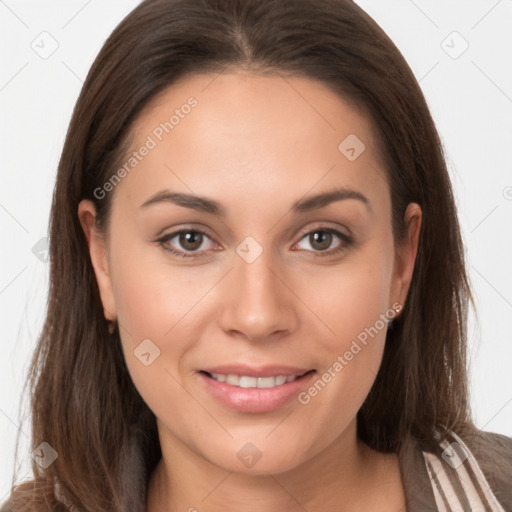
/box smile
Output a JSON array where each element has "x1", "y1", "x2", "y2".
[
  {"x1": 206, "y1": 372, "x2": 305, "y2": 388},
  {"x1": 198, "y1": 369, "x2": 317, "y2": 413}
]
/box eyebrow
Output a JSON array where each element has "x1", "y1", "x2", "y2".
[{"x1": 139, "y1": 187, "x2": 371, "y2": 215}]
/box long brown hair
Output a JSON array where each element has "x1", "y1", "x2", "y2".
[{"x1": 3, "y1": 0, "x2": 475, "y2": 510}]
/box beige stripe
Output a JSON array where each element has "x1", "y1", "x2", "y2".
[
  {"x1": 438, "y1": 437, "x2": 487, "y2": 510},
  {"x1": 423, "y1": 450, "x2": 469, "y2": 510},
  {"x1": 449, "y1": 431, "x2": 506, "y2": 512},
  {"x1": 424, "y1": 456, "x2": 450, "y2": 512}
]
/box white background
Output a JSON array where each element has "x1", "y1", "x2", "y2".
[{"x1": 1, "y1": 0, "x2": 511, "y2": 499}]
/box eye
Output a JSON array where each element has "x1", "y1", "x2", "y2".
[
  {"x1": 293, "y1": 227, "x2": 352, "y2": 256},
  {"x1": 157, "y1": 226, "x2": 352, "y2": 259},
  {"x1": 157, "y1": 229, "x2": 218, "y2": 258}
]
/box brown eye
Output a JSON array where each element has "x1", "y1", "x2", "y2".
[
  {"x1": 309, "y1": 231, "x2": 333, "y2": 251},
  {"x1": 294, "y1": 228, "x2": 352, "y2": 257},
  {"x1": 177, "y1": 231, "x2": 204, "y2": 251},
  {"x1": 157, "y1": 229, "x2": 216, "y2": 258}
]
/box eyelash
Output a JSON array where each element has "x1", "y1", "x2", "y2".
[{"x1": 156, "y1": 226, "x2": 353, "y2": 259}]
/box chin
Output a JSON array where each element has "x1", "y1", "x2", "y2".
[{"x1": 204, "y1": 440, "x2": 312, "y2": 476}]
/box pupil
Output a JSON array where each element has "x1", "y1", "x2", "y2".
[{"x1": 180, "y1": 232, "x2": 202, "y2": 250}]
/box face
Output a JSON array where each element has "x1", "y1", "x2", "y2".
[{"x1": 79, "y1": 71, "x2": 421, "y2": 475}]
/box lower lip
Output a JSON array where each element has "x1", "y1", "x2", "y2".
[{"x1": 197, "y1": 371, "x2": 316, "y2": 413}]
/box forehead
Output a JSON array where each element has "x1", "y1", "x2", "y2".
[{"x1": 117, "y1": 71, "x2": 388, "y2": 213}]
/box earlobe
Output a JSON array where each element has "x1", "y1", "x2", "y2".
[
  {"x1": 392, "y1": 202, "x2": 422, "y2": 309},
  {"x1": 77, "y1": 200, "x2": 117, "y2": 322}
]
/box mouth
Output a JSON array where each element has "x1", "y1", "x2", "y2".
[
  {"x1": 196, "y1": 368, "x2": 317, "y2": 413},
  {"x1": 199, "y1": 369, "x2": 315, "y2": 389}
]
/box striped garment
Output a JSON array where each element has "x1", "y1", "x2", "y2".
[
  {"x1": 400, "y1": 428, "x2": 512, "y2": 511},
  {"x1": 423, "y1": 430, "x2": 506, "y2": 511}
]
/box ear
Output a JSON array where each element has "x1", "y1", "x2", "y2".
[
  {"x1": 78, "y1": 199, "x2": 117, "y2": 322},
  {"x1": 389, "y1": 202, "x2": 422, "y2": 312}
]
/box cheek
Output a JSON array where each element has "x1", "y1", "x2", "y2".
[
  {"x1": 293, "y1": 242, "x2": 395, "y2": 402},
  {"x1": 110, "y1": 242, "x2": 215, "y2": 339},
  {"x1": 298, "y1": 243, "x2": 394, "y2": 348},
  {"x1": 107, "y1": 244, "x2": 188, "y2": 371},
  {"x1": 110, "y1": 256, "x2": 206, "y2": 418}
]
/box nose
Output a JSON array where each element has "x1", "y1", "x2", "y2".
[{"x1": 217, "y1": 243, "x2": 298, "y2": 342}]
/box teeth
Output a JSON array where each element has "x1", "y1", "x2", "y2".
[{"x1": 209, "y1": 373, "x2": 301, "y2": 388}]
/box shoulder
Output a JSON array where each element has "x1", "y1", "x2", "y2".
[
  {"x1": 461, "y1": 427, "x2": 512, "y2": 507},
  {"x1": 0, "y1": 499, "x2": 12, "y2": 512},
  {"x1": 398, "y1": 426, "x2": 512, "y2": 511},
  {"x1": 462, "y1": 426, "x2": 512, "y2": 461}
]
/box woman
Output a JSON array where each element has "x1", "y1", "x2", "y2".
[{"x1": 3, "y1": 0, "x2": 511, "y2": 511}]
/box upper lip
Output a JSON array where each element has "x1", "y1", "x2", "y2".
[{"x1": 199, "y1": 364, "x2": 314, "y2": 378}]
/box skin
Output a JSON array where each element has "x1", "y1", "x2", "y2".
[{"x1": 79, "y1": 71, "x2": 421, "y2": 511}]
